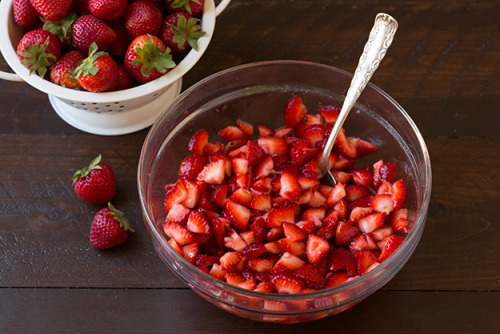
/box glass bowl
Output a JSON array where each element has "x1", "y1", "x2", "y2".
[{"x1": 138, "y1": 60, "x2": 432, "y2": 323}]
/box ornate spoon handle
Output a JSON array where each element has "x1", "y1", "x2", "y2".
[{"x1": 320, "y1": 13, "x2": 398, "y2": 178}]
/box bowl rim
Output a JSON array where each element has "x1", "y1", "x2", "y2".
[
  {"x1": 0, "y1": 0, "x2": 217, "y2": 103},
  {"x1": 138, "y1": 59, "x2": 432, "y2": 301}
]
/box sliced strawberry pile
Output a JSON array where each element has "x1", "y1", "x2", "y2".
[{"x1": 162, "y1": 95, "x2": 412, "y2": 294}]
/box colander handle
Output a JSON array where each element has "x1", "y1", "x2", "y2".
[
  {"x1": 215, "y1": 0, "x2": 231, "y2": 16},
  {"x1": 0, "y1": 70, "x2": 23, "y2": 82}
]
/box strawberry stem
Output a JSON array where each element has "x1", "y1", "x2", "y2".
[
  {"x1": 131, "y1": 35, "x2": 175, "y2": 77},
  {"x1": 19, "y1": 37, "x2": 57, "y2": 79},
  {"x1": 71, "y1": 43, "x2": 106, "y2": 79},
  {"x1": 106, "y1": 202, "x2": 135, "y2": 232},
  {"x1": 168, "y1": 16, "x2": 205, "y2": 50}
]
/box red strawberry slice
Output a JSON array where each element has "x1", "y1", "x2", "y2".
[
  {"x1": 255, "y1": 281, "x2": 275, "y2": 293},
  {"x1": 241, "y1": 242, "x2": 266, "y2": 259},
  {"x1": 297, "y1": 175, "x2": 319, "y2": 190},
  {"x1": 284, "y1": 95, "x2": 307, "y2": 128},
  {"x1": 370, "y1": 194, "x2": 394, "y2": 215},
  {"x1": 226, "y1": 272, "x2": 245, "y2": 286},
  {"x1": 333, "y1": 128, "x2": 357, "y2": 159},
  {"x1": 276, "y1": 238, "x2": 306, "y2": 257},
  {"x1": 271, "y1": 270, "x2": 306, "y2": 294},
  {"x1": 327, "y1": 181, "x2": 346, "y2": 207},
  {"x1": 168, "y1": 239, "x2": 183, "y2": 255},
  {"x1": 257, "y1": 137, "x2": 287, "y2": 155},
  {"x1": 349, "y1": 206, "x2": 374, "y2": 222},
  {"x1": 300, "y1": 208, "x2": 326, "y2": 227},
  {"x1": 349, "y1": 233, "x2": 377, "y2": 252},
  {"x1": 253, "y1": 156, "x2": 274, "y2": 180},
  {"x1": 239, "y1": 230, "x2": 255, "y2": 245},
  {"x1": 302, "y1": 125, "x2": 325, "y2": 148},
  {"x1": 299, "y1": 158, "x2": 321, "y2": 178},
  {"x1": 325, "y1": 271, "x2": 349, "y2": 288},
  {"x1": 334, "y1": 199, "x2": 349, "y2": 220},
  {"x1": 377, "y1": 180, "x2": 393, "y2": 195},
  {"x1": 371, "y1": 225, "x2": 394, "y2": 241},
  {"x1": 302, "y1": 113, "x2": 324, "y2": 126},
  {"x1": 307, "y1": 190, "x2": 327, "y2": 208},
  {"x1": 246, "y1": 140, "x2": 266, "y2": 166},
  {"x1": 258, "y1": 125, "x2": 275, "y2": 137},
  {"x1": 218, "y1": 125, "x2": 246, "y2": 141},
  {"x1": 392, "y1": 179, "x2": 407, "y2": 209},
  {"x1": 219, "y1": 251, "x2": 242, "y2": 270},
  {"x1": 236, "y1": 119, "x2": 254, "y2": 138},
  {"x1": 209, "y1": 263, "x2": 226, "y2": 280},
  {"x1": 327, "y1": 247, "x2": 357, "y2": 276},
  {"x1": 274, "y1": 126, "x2": 294, "y2": 138},
  {"x1": 345, "y1": 184, "x2": 372, "y2": 202},
  {"x1": 223, "y1": 228, "x2": 247, "y2": 251},
  {"x1": 352, "y1": 138, "x2": 378, "y2": 158},
  {"x1": 271, "y1": 252, "x2": 305, "y2": 273},
  {"x1": 351, "y1": 166, "x2": 373, "y2": 186},
  {"x1": 353, "y1": 249, "x2": 379, "y2": 275},
  {"x1": 378, "y1": 234, "x2": 404, "y2": 261},
  {"x1": 380, "y1": 162, "x2": 397, "y2": 183},
  {"x1": 224, "y1": 200, "x2": 251, "y2": 230},
  {"x1": 247, "y1": 258, "x2": 275, "y2": 272},
  {"x1": 316, "y1": 224, "x2": 336, "y2": 240},
  {"x1": 182, "y1": 180, "x2": 200, "y2": 209},
  {"x1": 197, "y1": 158, "x2": 226, "y2": 185},
  {"x1": 210, "y1": 217, "x2": 227, "y2": 248},
  {"x1": 389, "y1": 208, "x2": 409, "y2": 233},
  {"x1": 229, "y1": 188, "x2": 253, "y2": 206},
  {"x1": 267, "y1": 207, "x2": 296, "y2": 228},
  {"x1": 186, "y1": 210, "x2": 210, "y2": 235},
  {"x1": 194, "y1": 254, "x2": 219, "y2": 269},
  {"x1": 163, "y1": 221, "x2": 196, "y2": 246},
  {"x1": 335, "y1": 221, "x2": 360, "y2": 247},
  {"x1": 188, "y1": 129, "x2": 209, "y2": 155},
  {"x1": 306, "y1": 234, "x2": 330, "y2": 264},
  {"x1": 319, "y1": 105, "x2": 341, "y2": 124},
  {"x1": 356, "y1": 212, "x2": 386, "y2": 233},
  {"x1": 283, "y1": 222, "x2": 307, "y2": 242},
  {"x1": 164, "y1": 180, "x2": 188, "y2": 213},
  {"x1": 250, "y1": 217, "x2": 267, "y2": 242},
  {"x1": 331, "y1": 170, "x2": 352, "y2": 184},
  {"x1": 230, "y1": 157, "x2": 248, "y2": 178},
  {"x1": 166, "y1": 203, "x2": 191, "y2": 224},
  {"x1": 182, "y1": 242, "x2": 199, "y2": 263},
  {"x1": 178, "y1": 155, "x2": 206, "y2": 181},
  {"x1": 295, "y1": 263, "x2": 325, "y2": 290},
  {"x1": 280, "y1": 171, "x2": 302, "y2": 202},
  {"x1": 250, "y1": 193, "x2": 271, "y2": 211}
]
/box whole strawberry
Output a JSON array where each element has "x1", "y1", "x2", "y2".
[
  {"x1": 89, "y1": 0, "x2": 128, "y2": 20},
  {"x1": 30, "y1": 0, "x2": 75, "y2": 22},
  {"x1": 13, "y1": 0, "x2": 39, "y2": 27},
  {"x1": 90, "y1": 203, "x2": 134, "y2": 249},
  {"x1": 124, "y1": 34, "x2": 175, "y2": 83},
  {"x1": 124, "y1": 0, "x2": 163, "y2": 38},
  {"x1": 71, "y1": 42, "x2": 118, "y2": 92},
  {"x1": 164, "y1": 0, "x2": 205, "y2": 17},
  {"x1": 50, "y1": 50, "x2": 86, "y2": 88},
  {"x1": 160, "y1": 12, "x2": 205, "y2": 54},
  {"x1": 72, "y1": 154, "x2": 116, "y2": 204},
  {"x1": 17, "y1": 28, "x2": 61, "y2": 79},
  {"x1": 72, "y1": 14, "x2": 117, "y2": 54}
]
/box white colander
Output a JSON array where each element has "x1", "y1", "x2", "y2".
[{"x1": 0, "y1": 0, "x2": 231, "y2": 135}]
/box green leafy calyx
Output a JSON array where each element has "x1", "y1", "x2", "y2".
[
  {"x1": 72, "y1": 154, "x2": 103, "y2": 183},
  {"x1": 42, "y1": 12, "x2": 78, "y2": 46},
  {"x1": 71, "y1": 43, "x2": 106, "y2": 79},
  {"x1": 169, "y1": 16, "x2": 206, "y2": 50},
  {"x1": 131, "y1": 35, "x2": 176, "y2": 78},
  {"x1": 106, "y1": 202, "x2": 135, "y2": 232},
  {"x1": 19, "y1": 37, "x2": 57, "y2": 79}
]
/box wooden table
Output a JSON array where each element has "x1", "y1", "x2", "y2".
[{"x1": 1, "y1": 0, "x2": 499, "y2": 332}]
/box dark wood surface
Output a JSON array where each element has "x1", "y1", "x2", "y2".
[{"x1": 1, "y1": 0, "x2": 499, "y2": 332}]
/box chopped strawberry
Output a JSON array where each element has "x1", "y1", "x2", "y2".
[
  {"x1": 327, "y1": 182, "x2": 346, "y2": 207},
  {"x1": 164, "y1": 180, "x2": 187, "y2": 213},
  {"x1": 197, "y1": 158, "x2": 226, "y2": 185},
  {"x1": 241, "y1": 242, "x2": 266, "y2": 259},
  {"x1": 378, "y1": 234, "x2": 404, "y2": 261},
  {"x1": 163, "y1": 221, "x2": 196, "y2": 246},
  {"x1": 267, "y1": 207, "x2": 295, "y2": 228},
  {"x1": 351, "y1": 166, "x2": 373, "y2": 186},
  {"x1": 229, "y1": 188, "x2": 253, "y2": 206},
  {"x1": 370, "y1": 194, "x2": 394, "y2": 215},
  {"x1": 371, "y1": 225, "x2": 394, "y2": 241},
  {"x1": 325, "y1": 271, "x2": 349, "y2": 288},
  {"x1": 349, "y1": 233, "x2": 377, "y2": 252},
  {"x1": 306, "y1": 234, "x2": 330, "y2": 264},
  {"x1": 166, "y1": 203, "x2": 191, "y2": 224},
  {"x1": 212, "y1": 184, "x2": 228, "y2": 207},
  {"x1": 239, "y1": 230, "x2": 255, "y2": 245},
  {"x1": 188, "y1": 129, "x2": 209, "y2": 155},
  {"x1": 300, "y1": 208, "x2": 326, "y2": 227},
  {"x1": 392, "y1": 179, "x2": 407, "y2": 209},
  {"x1": 253, "y1": 156, "x2": 274, "y2": 180},
  {"x1": 258, "y1": 125, "x2": 275, "y2": 137},
  {"x1": 349, "y1": 206, "x2": 374, "y2": 223},
  {"x1": 345, "y1": 184, "x2": 372, "y2": 202},
  {"x1": 274, "y1": 126, "x2": 294, "y2": 138},
  {"x1": 271, "y1": 270, "x2": 306, "y2": 294},
  {"x1": 224, "y1": 228, "x2": 247, "y2": 251},
  {"x1": 271, "y1": 252, "x2": 305, "y2": 273},
  {"x1": 168, "y1": 239, "x2": 183, "y2": 255},
  {"x1": 284, "y1": 95, "x2": 307, "y2": 128},
  {"x1": 249, "y1": 217, "x2": 267, "y2": 242},
  {"x1": 335, "y1": 221, "x2": 360, "y2": 247},
  {"x1": 296, "y1": 220, "x2": 316, "y2": 235},
  {"x1": 299, "y1": 158, "x2": 321, "y2": 178},
  {"x1": 246, "y1": 140, "x2": 266, "y2": 166},
  {"x1": 297, "y1": 175, "x2": 319, "y2": 190},
  {"x1": 276, "y1": 238, "x2": 306, "y2": 257},
  {"x1": 353, "y1": 138, "x2": 378, "y2": 158},
  {"x1": 377, "y1": 180, "x2": 393, "y2": 195},
  {"x1": 283, "y1": 222, "x2": 307, "y2": 241},
  {"x1": 186, "y1": 210, "x2": 210, "y2": 235},
  {"x1": 333, "y1": 128, "x2": 357, "y2": 159},
  {"x1": 334, "y1": 199, "x2": 350, "y2": 220},
  {"x1": 327, "y1": 247, "x2": 357, "y2": 276},
  {"x1": 224, "y1": 200, "x2": 251, "y2": 231},
  {"x1": 226, "y1": 271, "x2": 245, "y2": 286},
  {"x1": 380, "y1": 162, "x2": 397, "y2": 183},
  {"x1": 389, "y1": 208, "x2": 409, "y2": 233},
  {"x1": 302, "y1": 113, "x2": 324, "y2": 126},
  {"x1": 235, "y1": 119, "x2": 254, "y2": 138},
  {"x1": 231, "y1": 157, "x2": 248, "y2": 178},
  {"x1": 353, "y1": 249, "x2": 379, "y2": 275},
  {"x1": 182, "y1": 242, "x2": 199, "y2": 263},
  {"x1": 218, "y1": 125, "x2": 246, "y2": 141},
  {"x1": 356, "y1": 212, "x2": 386, "y2": 233},
  {"x1": 307, "y1": 190, "x2": 327, "y2": 207},
  {"x1": 295, "y1": 264, "x2": 325, "y2": 290},
  {"x1": 178, "y1": 155, "x2": 206, "y2": 181},
  {"x1": 331, "y1": 170, "x2": 352, "y2": 184},
  {"x1": 290, "y1": 140, "x2": 319, "y2": 166},
  {"x1": 204, "y1": 141, "x2": 225, "y2": 156},
  {"x1": 219, "y1": 251, "x2": 242, "y2": 270},
  {"x1": 319, "y1": 105, "x2": 340, "y2": 124},
  {"x1": 247, "y1": 258, "x2": 275, "y2": 273},
  {"x1": 257, "y1": 137, "x2": 287, "y2": 155},
  {"x1": 280, "y1": 171, "x2": 302, "y2": 202},
  {"x1": 250, "y1": 193, "x2": 271, "y2": 211},
  {"x1": 302, "y1": 125, "x2": 325, "y2": 148}
]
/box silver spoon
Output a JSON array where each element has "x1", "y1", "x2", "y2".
[{"x1": 319, "y1": 13, "x2": 398, "y2": 185}]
